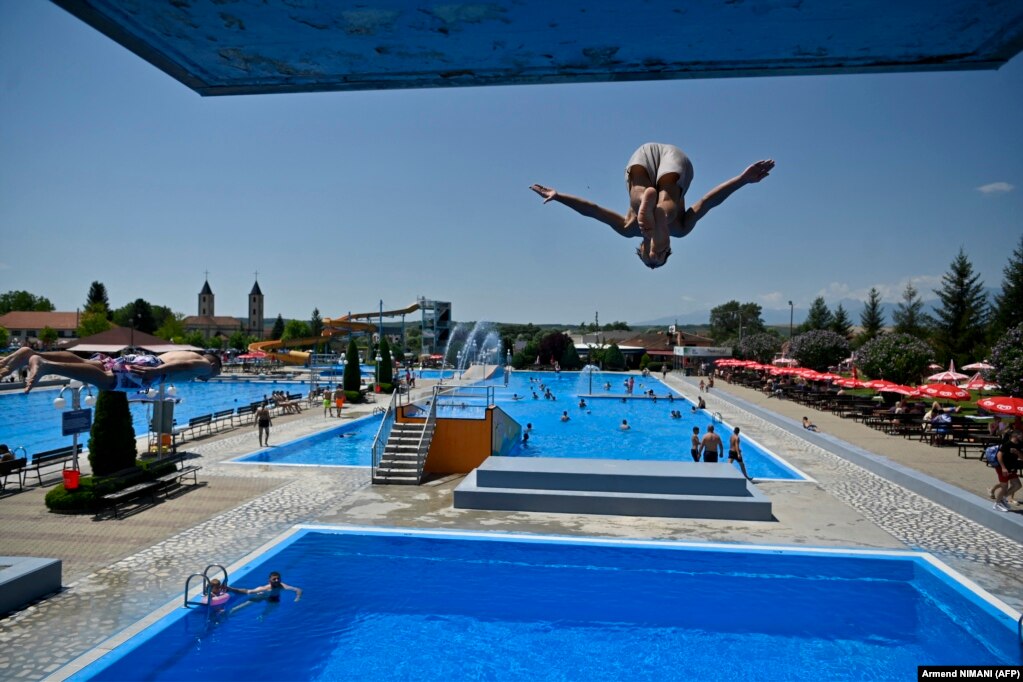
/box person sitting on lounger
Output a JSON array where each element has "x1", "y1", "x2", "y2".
[
  {"x1": 531, "y1": 143, "x2": 774, "y2": 268},
  {"x1": 0, "y1": 348, "x2": 221, "y2": 393}
]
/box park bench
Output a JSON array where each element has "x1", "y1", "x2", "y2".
[
  {"x1": 0, "y1": 457, "x2": 27, "y2": 492},
  {"x1": 100, "y1": 467, "x2": 162, "y2": 519},
  {"x1": 24, "y1": 444, "x2": 84, "y2": 487},
  {"x1": 233, "y1": 404, "x2": 255, "y2": 426},
  {"x1": 184, "y1": 414, "x2": 214, "y2": 439},
  {"x1": 211, "y1": 409, "x2": 235, "y2": 432},
  {"x1": 152, "y1": 453, "x2": 203, "y2": 491}
]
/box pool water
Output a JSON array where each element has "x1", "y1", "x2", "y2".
[
  {"x1": 73, "y1": 528, "x2": 1023, "y2": 681},
  {"x1": 0, "y1": 380, "x2": 311, "y2": 458},
  {"x1": 236, "y1": 371, "x2": 804, "y2": 480},
  {"x1": 235, "y1": 417, "x2": 375, "y2": 467}
]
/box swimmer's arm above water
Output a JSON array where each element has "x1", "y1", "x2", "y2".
[
  {"x1": 530, "y1": 184, "x2": 639, "y2": 238},
  {"x1": 679, "y1": 160, "x2": 775, "y2": 235}
]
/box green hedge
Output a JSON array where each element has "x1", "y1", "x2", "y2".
[{"x1": 44, "y1": 459, "x2": 178, "y2": 513}]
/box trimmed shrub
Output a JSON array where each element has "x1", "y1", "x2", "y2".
[
  {"x1": 789, "y1": 329, "x2": 850, "y2": 372},
  {"x1": 87, "y1": 391, "x2": 137, "y2": 476},
  {"x1": 737, "y1": 332, "x2": 781, "y2": 364},
  {"x1": 343, "y1": 339, "x2": 361, "y2": 393},
  {"x1": 856, "y1": 332, "x2": 934, "y2": 385},
  {"x1": 603, "y1": 343, "x2": 626, "y2": 371},
  {"x1": 345, "y1": 390, "x2": 362, "y2": 404},
  {"x1": 44, "y1": 459, "x2": 178, "y2": 513},
  {"x1": 991, "y1": 323, "x2": 1023, "y2": 396}
]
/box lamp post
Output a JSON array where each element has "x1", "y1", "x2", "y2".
[
  {"x1": 788, "y1": 300, "x2": 794, "y2": 346},
  {"x1": 375, "y1": 352, "x2": 382, "y2": 387},
  {"x1": 53, "y1": 380, "x2": 96, "y2": 473}
]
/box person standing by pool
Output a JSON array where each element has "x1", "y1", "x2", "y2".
[
  {"x1": 255, "y1": 403, "x2": 272, "y2": 447},
  {"x1": 700, "y1": 425, "x2": 723, "y2": 463},
  {"x1": 333, "y1": 387, "x2": 345, "y2": 417},
  {"x1": 690, "y1": 426, "x2": 701, "y2": 462},
  {"x1": 728, "y1": 427, "x2": 751, "y2": 479},
  {"x1": 991, "y1": 430, "x2": 1022, "y2": 512},
  {"x1": 530, "y1": 144, "x2": 774, "y2": 268}
]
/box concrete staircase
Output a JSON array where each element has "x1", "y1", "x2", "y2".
[
  {"x1": 454, "y1": 457, "x2": 773, "y2": 521},
  {"x1": 372, "y1": 422, "x2": 433, "y2": 485}
]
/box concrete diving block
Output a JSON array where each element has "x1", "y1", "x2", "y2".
[
  {"x1": 0, "y1": 556, "x2": 62, "y2": 616},
  {"x1": 454, "y1": 457, "x2": 773, "y2": 521}
]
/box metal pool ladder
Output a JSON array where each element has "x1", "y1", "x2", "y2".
[{"x1": 182, "y1": 563, "x2": 229, "y2": 608}]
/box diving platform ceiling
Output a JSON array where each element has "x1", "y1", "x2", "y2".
[{"x1": 51, "y1": 0, "x2": 1023, "y2": 97}]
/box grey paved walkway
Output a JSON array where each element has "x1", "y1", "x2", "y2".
[{"x1": 0, "y1": 373, "x2": 1019, "y2": 681}]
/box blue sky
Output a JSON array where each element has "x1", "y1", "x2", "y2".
[{"x1": 1, "y1": 2, "x2": 1021, "y2": 326}]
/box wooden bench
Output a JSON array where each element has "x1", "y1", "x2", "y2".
[
  {"x1": 156, "y1": 464, "x2": 202, "y2": 489},
  {"x1": 0, "y1": 457, "x2": 27, "y2": 492},
  {"x1": 100, "y1": 468, "x2": 162, "y2": 519},
  {"x1": 25, "y1": 444, "x2": 84, "y2": 487}
]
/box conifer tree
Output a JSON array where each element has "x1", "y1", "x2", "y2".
[
  {"x1": 86, "y1": 281, "x2": 110, "y2": 319},
  {"x1": 830, "y1": 304, "x2": 853, "y2": 340},
  {"x1": 271, "y1": 314, "x2": 285, "y2": 340},
  {"x1": 801, "y1": 297, "x2": 833, "y2": 332},
  {"x1": 992, "y1": 234, "x2": 1023, "y2": 336},
  {"x1": 857, "y1": 287, "x2": 885, "y2": 346},
  {"x1": 892, "y1": 283, "x2": 931, "y2": 338},
  {"x1": 932, "y1": 248, "x2": 989, "y2": 366}
]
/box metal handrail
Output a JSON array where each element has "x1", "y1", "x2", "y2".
[
  {"x1": 370, "y1": 390, "x2": 399, "y2": 471},
  {"x1": 414, "y1": 395, "x2": 438, "y2": 482}
]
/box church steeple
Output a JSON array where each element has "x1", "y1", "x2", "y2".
[
  {"x1": 248, "y1": 275, "x2": 264, "y2": 338},
  {"x1": 198, "y1": 277, "x2": 214, "y2": 316}
]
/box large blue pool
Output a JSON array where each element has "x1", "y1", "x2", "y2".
[
  {"x1": 237, "y1": 371, "x2": 804, "y2": 480},
  {"x1": 70, "y1": 527, "x2": 1023, "y2": 681},
  {"x1": 0, "y1": 380, "x2": 311, "y2": 457}
]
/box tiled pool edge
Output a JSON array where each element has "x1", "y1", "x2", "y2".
[{"x1": 701, "y1": 383, "x2": 1023, "y2": 544}]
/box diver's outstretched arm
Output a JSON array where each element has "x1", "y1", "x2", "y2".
[
  {"x1": 530, "y1": 184, "x2": 638, "y2": 237},
  {"x1": 681, "y1": 159, "x2": 775, "y2": 233}
]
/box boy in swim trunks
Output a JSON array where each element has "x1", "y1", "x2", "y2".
[
  {"x1": 1, "y1": 348, "x2": 221, "y2": 392},
  {"x1": 729, "y1": 426, "x2": 751, "y2": 480},
  {"x1": 531, "y1": 143, "x2": 774, "y2": 268}
]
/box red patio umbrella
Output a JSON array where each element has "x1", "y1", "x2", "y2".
[
  {"x1": 926, "y1": 360, "x2": 969, "y2": 383},
  {"x1": 833, "y1": 378, "x2": 868, "y2": 389},
  {"x1": 864, "y1": 379, "x2": 896, "y2": 390},
  {"x1": 918, "y1": 383, "x2": 971, "y2": 401},
  {"x1": 977, "y1": 396, "x2": 1023, "y2": 416},
  {"x1": 959, "y1": 372, "x2": 999, "y2": 391}
]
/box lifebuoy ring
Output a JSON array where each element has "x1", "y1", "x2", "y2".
[{"x1": 201, "y1": 592, "x2": 230, "y2": 606}]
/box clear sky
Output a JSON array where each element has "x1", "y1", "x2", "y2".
[{"x1": 1, "y1": 1, "x2": 1021, "y2": 326}]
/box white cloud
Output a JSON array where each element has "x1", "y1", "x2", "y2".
[
  {"x1": 977, "y1": 182, "x2": 1014, "y2": 195},
  {"x1": 814, "y1": 275, "x2": 943, "y2": 304},
  {"x1": 758, "y1": 291, "x2": 785, "y2": 306}
]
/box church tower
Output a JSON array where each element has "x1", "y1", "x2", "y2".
[
  {"x1": 248, "y1": 280, "x2": 264, "y2": 339},
  {"x1": 198, "y1": 279, "x2": 214, "y2": 317}
]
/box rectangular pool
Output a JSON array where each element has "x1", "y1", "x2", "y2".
[{"x1": 70, "y1": 527, "x2": 1022, "y2": 681}]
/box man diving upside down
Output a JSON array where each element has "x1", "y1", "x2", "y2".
[{"x1": 531, "y1": 142, "x2": 774, "y2": 268}]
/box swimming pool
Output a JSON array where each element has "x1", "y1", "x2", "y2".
[
  {"x1": 68, "y1": 526, "x2": 1023, "y2": 681},
  {"x1": 233, "y1": 417, "x2": 375, "y2": 467},
  {"x1": 237, "y1": 371, "x2": 805, "y2": 480},
  {"x1": 0, "y1": 380, "x2": 311, "y2": 457}
]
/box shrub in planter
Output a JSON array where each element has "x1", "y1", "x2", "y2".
[
  {"x1": 88, "y1": 390, "x2": 137, "y2": 476},
  {"x1": 345, "y1": 390, "x2": 362, "y2": 403}
]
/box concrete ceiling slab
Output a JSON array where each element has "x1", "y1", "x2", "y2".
[{"x1": 51, "y1": 1, "x2": 1023, "y2": 96}]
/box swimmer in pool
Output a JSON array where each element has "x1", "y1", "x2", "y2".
[
  {"x1": 531, "y1": 143, "x2": 773, "y2": 268},
  {"x1": 230, "y1": 571, "x2": 302, "y2": 603}
]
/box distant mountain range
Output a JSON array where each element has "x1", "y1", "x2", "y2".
[{"x1": 634, "y1": 288, "x2": 1001, "y2": 328}]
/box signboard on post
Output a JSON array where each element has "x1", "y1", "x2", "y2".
[{"x1": 62, "y1": 408, "x2": 92, "y2": 436}]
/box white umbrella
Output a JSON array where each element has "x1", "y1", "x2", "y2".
[
  {"x1": 961, "y1": 361, "x2": 994, "y2": 371},
  {"x1": 959, "y1": 372, "x2": 1000, "y2": 391},
  {"x1": 926, "y1": 360, "x2": 970, "y2": 383}
]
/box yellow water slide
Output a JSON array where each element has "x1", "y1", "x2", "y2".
[{"x1": 248, "y1": 302, "x2": 421, "y2": 364}]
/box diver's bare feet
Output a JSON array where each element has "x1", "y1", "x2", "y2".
[
  {"x1": 637, "y1": 186, "x2": 657, "y2": 235},
  {"x1": 25, "y1": 356, "x2": 47, "y2": 393},
  {"x1": 0, "y1": 347, "x2": 33, "y2": 380}
]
